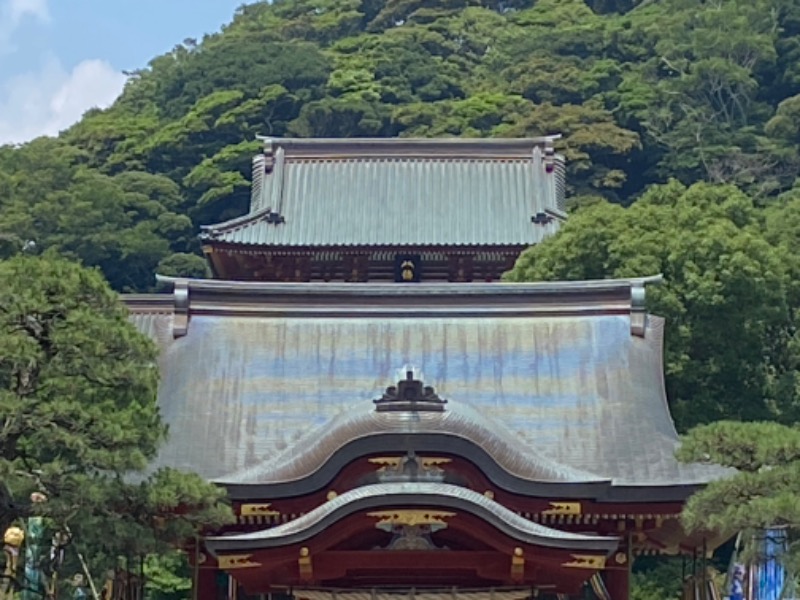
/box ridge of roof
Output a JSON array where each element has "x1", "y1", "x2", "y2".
[
  {"x1": 255, "y1": 136, "x2": 562, "y2": 160},
  {"x1": 151, "y1": 274, "x2": 662, "y2": 296},
  {"x1": 205, "y1": 482, "x2": 619, "y2": 553},
  {"x1": 124, "y1": 276, "x2": 661, "y2": 338}
]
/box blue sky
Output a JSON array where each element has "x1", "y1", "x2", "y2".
[{"x1": 0, "y1": 0, "x2": 248, "y2": 144}]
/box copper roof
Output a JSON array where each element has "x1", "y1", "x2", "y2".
[
  {"x1": 125, "y1": 277, "x2": 728, "y2": 499},
  {"x1": 200, "y1": 137, "x2": 566, "y2": 248},
  {"x1": 219, "y1": 402, "x2": 607, "y2": 487}
]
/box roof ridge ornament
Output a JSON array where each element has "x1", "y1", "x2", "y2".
[
  {"x1": 260, "y1": 136, "x2": 275, "y2": 173},
  {"x1": 630, "y1": 281, "x2": 647, "y2": 337},
  {"x1": 172, "y1": 279, "x2": 189, "y2": 338},
  {"x1": 374, "y1": 369, "x2": 447, "y2": 412}
]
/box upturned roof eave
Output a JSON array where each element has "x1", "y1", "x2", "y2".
[
  {"x1": 205, "y1": 482, "x2": 619, "y2": 555},
  {"x1": 215, "y1": 405, "x2": 611, "y2": 494}
]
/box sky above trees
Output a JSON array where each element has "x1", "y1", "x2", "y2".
[{"x1": 0, "y1": 0, "x2": 244, "y2": 144}]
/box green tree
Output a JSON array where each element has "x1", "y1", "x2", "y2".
[
  {"x1": 0, "y1": 140, "x2": 197, "y2": 292},
  {"x1": 504, "y1": 181, "x2": 798, "y2": 430},
  {"x1": 0, "y1": 254, "x2": 232, "y2": 593},
  {"x1": 678, "y1": 421, "x2": 800, "y2": 568},
  {"x1": 144, "y1": 552, "x2": 192, "y2": 600},
  {"x1": 618, "y1": 0, "x2": 781, "y2": 186}
]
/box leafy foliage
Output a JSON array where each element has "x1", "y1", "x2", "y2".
[
  {"x1": 678, "y1": 421, "x2": 800, "y2": 568},
  {"x1": 0, "y1": 254, "x2": 232, "y2": 591},
  {"x1": 630, "y1": 558, "x2": 685, "y2": 600},
  {"x1": 144, "y1": 552, "x2": 192, "y2": 600},
  {"x1": 505, "y1": 181, "x2": 800, "y2": 430}
]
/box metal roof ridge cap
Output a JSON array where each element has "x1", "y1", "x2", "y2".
[
  {"x1": 255, "y1": 135, "x2": 563, "y2": 158},
  {"x1": 256, "y1": 136, "x2": 562, "y2": 147},
  {"x1": 150, "y1": 277, "x2": 663, "y2": 337},
  {"x1": 121, "y1": 294, "x2": 174, "y2": 313},
  {"x1": 153, "y1": 275, "x2": 663, "y2": 295}
]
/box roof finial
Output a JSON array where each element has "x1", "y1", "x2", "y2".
[{"x1": 374, "y1": 367, "x2": 447, "y2": 412}]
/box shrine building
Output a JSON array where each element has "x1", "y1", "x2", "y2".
[{"x1": 124, "y1": 137, "x2": 727, "y2": 600}]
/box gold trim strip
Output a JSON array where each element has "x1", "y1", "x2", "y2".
[
  {"x1": 240, "y1": 503, "x2": 280, "y2": 517},
  {"x1": 367, "y1": 510, "x2": 455, "y2": 527},
  {"x1": 542, "y1": 502, "x2": 581, "y2": 516},
  {"x1": 562, "y1": 555, "x2": 606, "y2": 569}
]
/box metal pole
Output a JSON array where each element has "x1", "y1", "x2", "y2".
[
  {"x1": 626, "y1": 532, "x2": 632, "y2": 600},
  {"x1": 22, "y1": 494, "x2": 47, "y2": 600},
  {"x1": 193, "y1": 536, "x2": 200, "y2": 600},
  {"x1": 701, "y1": 538, "x2": 707, "y2": 600},
  {"x1": 74, "y1": 551, "x2": 99, "y2": 600}
]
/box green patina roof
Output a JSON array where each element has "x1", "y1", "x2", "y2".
[{"x1": 201, "y1": 137, "x2": 566, "y2": 248}]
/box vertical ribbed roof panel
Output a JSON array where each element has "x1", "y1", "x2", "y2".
[{"x1": 210, "y1": 157, "x2": 562, "y2": 247}]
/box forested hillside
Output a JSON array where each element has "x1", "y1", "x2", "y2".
[{"x1": 2, "y1": 0, "x2": 800, "y2": 292}]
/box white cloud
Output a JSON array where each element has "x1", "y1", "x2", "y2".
[
  {"x1": 0, "y1": 0, "x2": 49, "y2": 53},
  {"x1": 8, "y1": 0, "x2": 49, "y2": 23},
  {"x1": 0, "y1": 56, "x2": 127, "y2": 145}
]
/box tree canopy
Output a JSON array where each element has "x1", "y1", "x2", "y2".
[
  {"x1": 505, "y1": 180, "x2": 800, "y2": 431},
  {"x1": 0, "y1": 254, "x2": 232, "y2": 595},
  {"x1": 677, "y1": 421, "x2": 800, "y2": 569}
]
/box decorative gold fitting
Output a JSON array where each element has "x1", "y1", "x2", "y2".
[
  {"x1": 298, "y1": 547, "x2": 313, "y2": 581},
  {"x1": 3, "y1": 527, "x2": 24, "y2": 547},
  {"x1": 240, "y1": 503, "x2": 280, "y2": 517},
  {"x1": 218, "y1": 554, "x2": 261, "y2": 570},
  {"x1": 367, "y1": 510, "x2": 455, "y2": 528},
  {"x1": 511, "y1": 547, "x2": 525, "y2": 581},
  {"x1": 562, "y1": 555, "x2": 606, "y2": 570},
  {"x1": 542, "y1": 502, "x2": 581, "y2": 516}
]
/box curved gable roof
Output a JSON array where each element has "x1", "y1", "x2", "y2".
[
  {"x1": 205, "y1": 482, "x2": 620, "y2": 554},
  {"x1": 218, "y1": 400, "x2": 610, "y2": 498}
]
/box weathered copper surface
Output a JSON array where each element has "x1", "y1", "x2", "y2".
[
  {"x1": 126, "y1": 277, "x2": 727, "y2": 491},
  {"x1": 220, "y1": 402, "x2": 606, "y2": 486},
  {"x1": 200, "y1": 137, "x2": 565, "y2": 248}
]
